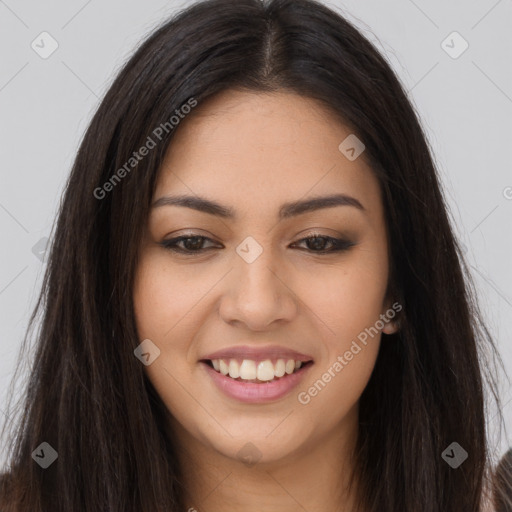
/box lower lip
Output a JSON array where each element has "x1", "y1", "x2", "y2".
[{"x1": 201, "y1": 361, "x2": 313, "y2": 403}]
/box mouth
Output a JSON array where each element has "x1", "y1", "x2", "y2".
[
  {"x1": 200, "y1": 358, "x2": 314, "y2": 384},
  {"x1": 199, "y1": 357, "x2": 314, "y2": 403}
]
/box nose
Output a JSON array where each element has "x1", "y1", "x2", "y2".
[{"x1": 218, "y1": 245, "x2": 298, "y2": 331}]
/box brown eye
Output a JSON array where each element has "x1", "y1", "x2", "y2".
[
  {"x1": 160, "y1": 235, "x2": 219, "y2": 253},
  {"x1": 159, "y1": 233, "x2": 356, "y2": 256},
  {"x1": 292, "y1": 234, "x2": 356, "y2": 253}
]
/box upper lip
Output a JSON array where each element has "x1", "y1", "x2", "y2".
[{"x1": 200, "y1": 345, "x2": 314, "y2": 362}]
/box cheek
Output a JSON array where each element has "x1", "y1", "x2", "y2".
[
  {"x1": 132, "y1": 252, "x2": 200, "y2": 411},
  {"x1": 132, "y1": 250, "x2": 206, "y2": 340},
  {"x1": 297, "y1": 265, "x2": 385, "y2": 418},
  {"x1": 295, "y1": 245, "x2": 388, "y2": 406},
  {"x1": 303, "y1": 252, "x2": 388, "y2": 342},
  {"x1": 133, "y1": 266, "x2": 172, "y2": 338}
]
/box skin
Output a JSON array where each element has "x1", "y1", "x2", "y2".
[{"x1": 133, "y1": 89, "x2": 399, "y2": 512}]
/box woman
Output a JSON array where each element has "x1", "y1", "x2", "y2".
[{"x1": 0, "y1": 0, "x2": 508, "y2": 510}]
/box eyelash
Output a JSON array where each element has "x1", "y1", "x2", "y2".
[{"x1": 159, "y1": 233, "x2": 356, "y2": 255}]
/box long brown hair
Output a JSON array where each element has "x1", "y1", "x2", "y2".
[{"x1": 0, "y1": 0, "x2": 508, "y2": 510}]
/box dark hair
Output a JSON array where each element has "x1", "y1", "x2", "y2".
[
  {"x1": 494, "y1": 449, "x2": 512, "y2": 511},
  {"x1": 0, "y1": 0, "x2": 508, "y2": 510}
]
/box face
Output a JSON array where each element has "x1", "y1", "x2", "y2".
[{"x1": 133, "y1": 89, "x2": 397, "y2": 465}]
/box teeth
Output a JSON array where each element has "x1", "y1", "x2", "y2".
[
  {"x1": 239, "y1": 360, "x2": 256, "y2": 379},
  {"x1": 257, "y1": 360, "x2": 274, "y2": 381},
  {"x1": 210, "y1": 358, "x2": 305, "y2": 382},
  {"x1": 219, "y1": 359, "x2": 229, "y2": 376},
  {"x1": 228, "y1": 359, "x2": 240, "y2": 379},
  {"x1": 274, "y1": 359, "x2": 286, "y2": 377}
]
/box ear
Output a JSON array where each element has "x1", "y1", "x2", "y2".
[
  {"x1": 381, "y1": 285, "x2": 401, "y2": 335},
  {"x1": 382, "y1": 319, "x2": 399, "y2": 335}
]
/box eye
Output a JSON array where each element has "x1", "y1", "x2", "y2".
[
  {"x1": 159, "y1": 235, "x2": 219, "y2": 253},
  {"x1": 291, "y1": 233, "x2": 356, "y2": 253},
  {"x1": 159, "y1": 232, "x2": 356, "y2": 255}
]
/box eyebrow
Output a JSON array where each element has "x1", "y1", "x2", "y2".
[{"x1": 151, "y1": 193, "x2": 365, "y2": 219}]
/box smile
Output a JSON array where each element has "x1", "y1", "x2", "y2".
[
  {"x1": 200, "y1": 358, "x2": 314, "y2": 403},
  {"x1": 206, "y1": 358, "x2": 312, "y2": 382}
]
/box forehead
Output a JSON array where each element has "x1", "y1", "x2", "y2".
[{"x1": 155, "y1": 89, "x2": 382, "y2": 222}]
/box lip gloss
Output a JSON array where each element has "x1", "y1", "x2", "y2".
[{"x1": 201, "y1": 361, "x2": 313, "y2": 403}]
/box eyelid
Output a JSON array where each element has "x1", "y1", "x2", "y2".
[
  {"x1": 160, "y1": 233, "x2": 220, "y2": 251},
  {"x1": 292, "y1": 233, "x2": 356, "y2": 252},
  {"x1": 159, "y1": 231, "x2": 356, "y2": 255}
]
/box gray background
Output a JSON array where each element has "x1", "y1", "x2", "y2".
[{"x1": 1, "y1": 0, "x2": 511, "y2": 469}]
